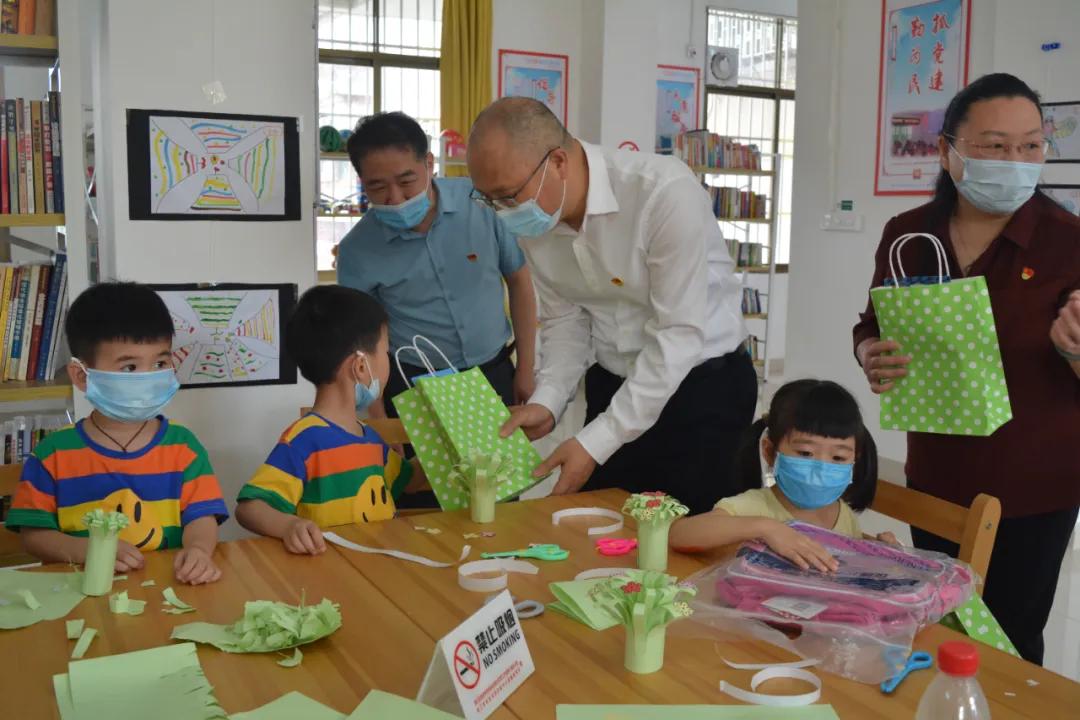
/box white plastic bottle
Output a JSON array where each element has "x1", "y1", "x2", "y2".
[{"x1": 916, "y1": 641, "x2": 992, "y2": 719}]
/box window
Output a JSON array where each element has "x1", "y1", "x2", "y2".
[
  {"x1": 316, "y1": 0, "x2": 443, "y2": 274},
  {"x1": 706, "y1": 9, "x2": 796, "y2": 266}
]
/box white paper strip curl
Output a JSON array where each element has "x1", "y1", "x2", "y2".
[
  {"x1": 718, "y1": 666, "x2": 822, "y2": 706},
  {"x1": 722, "y1": 657, "x2": 819, "y2": 670},
  {"x1": 325, "y1": 531, "x2": 471, "y2": 567},
  {"x1": 551, "y1": 507, "x2": 624, "y2": 536},
  {"x1": 458, "y1": 559, "x2": 538, "y2": 592},
  {"x1": 574, "y1": 567, "x2": 637, "y2": 581}
]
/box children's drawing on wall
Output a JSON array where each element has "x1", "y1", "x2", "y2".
[
  {"x1": 126, "y1": 110, "x2": 301, "y2": 220},
  {"x1": 149, "y1": 284, "x2": 298, "y2": 389},
  {"x1": 656, "y1": 65, "x2": 700, "y2": 152},
  {"x1": 497, "y1": 50, "x2": 569, "y2": 125},
  {"x1": 1042, "y1": 102, "x2": 1080, "y2": 162}
]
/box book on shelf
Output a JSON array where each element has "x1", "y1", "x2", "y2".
[
  {"x1": 42, "y1": 254, "x2": 66, "y2": 379},
  {"x1": 0, "y1": 266, "x2": 12, "y2": 379},
  {"x1": 741, "y1": 287, "x2": 764, "y2": 315},
  {"x1": 0, "y1": 104, "x2": 7, "y2": 215},
  {"x1": 708, "y1": 185, "x2": 767, "y2": 220},
  {"x1": 1, "y1": 413, "x2": 66, "y2": 465},
  {"x1": 0, "y1": 93, "x2": 62, "y2": 216},
  {"x1": 41, "y1": 97, "x2": 52, "y2": 212},
  {"x1": 672, "y1": 130, "x2": 762, "y2": 171},
  {"x1": 47, "y1": 90, "x2": 60, "y2": 212},
  {"x1": 727, "y1": 240, "x2": 765, "y2": 269},
  {"x1": 26, "y1": 259, "x2": 49, "y2": 380},
  {"x1": 0, "y1": 0, "x2": 53, "y2": 36},
  {"x1": 5, "y1": 100, "x2": 16, "y2": 214},
  {"x1": 30, "y1": 99, "x2": 43, "y2": 213},
  {"x1": 0, "y1": 257, "x2": 66, "y2": 383}
]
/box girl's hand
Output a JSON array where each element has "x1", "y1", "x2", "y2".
[
  {"x1": 761, "y1": 520, "x2": 839, "y2": 573},
  {"x1": 857, "y1": 338, "x2": 912, "y2": 394},
  {"x1": 876, "y1": 531, "x2": 901, "y2": 546}
]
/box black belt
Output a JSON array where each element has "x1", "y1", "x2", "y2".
[{"x1": 479, "y1": 342, "x2": 514, "y2": 371}]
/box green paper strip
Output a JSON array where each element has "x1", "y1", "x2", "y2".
[
  {"x1": 277, "y1": 647, "x2": 303, "y2": 668},
  {"x1": 82, "y1": 509, "x2": 130, "y2": 533},
  {"x1": 162, "y1": 587, "x2": 193, "y2": 610},
  {"x1": 163, "y1": 607, "x2": 197, "y2": 615},
  {"x1": 16, "y1": 588, "x2": 41, "y2": 610},
  {"x1": 114, "y1": 575, "x2": 128, "y2": 581},
  {"x1": 141, "y1": 580, "x2": 156, "y2": 587},
  {"x1": 65, "y1": 619, "x2": 85, "y2": 640},
  {"x1": 109, "y1": 591, "x2": 146, "y2": 616},
  {"x1": 71, "y1": 627, "x2": 97, "y2": 659}
]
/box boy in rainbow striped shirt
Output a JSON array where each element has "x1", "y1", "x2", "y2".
[
  {"x1": 7, "y1": 283, "x2": 229, "y2": 584},
  {"x1": 236, "y1": 286, "x2": 427, "y2": 554}
]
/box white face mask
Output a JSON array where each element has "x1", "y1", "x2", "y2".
[
  {"x1": 950, "y1": 146, "x2": 1042, "y2": 214},
  {"x1": 494, "y1": 158, "x2": 566, "y2": 237}
]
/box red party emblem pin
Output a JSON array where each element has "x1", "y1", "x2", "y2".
[
  {"x1": 1021, "y1": 267, "x2": 1035, "y2": 280},
  {"x1": 466, "y1": 253, "x2": 478, "y2": 262}
]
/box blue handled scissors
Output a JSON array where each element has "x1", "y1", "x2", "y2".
[
  {"x1": 880, "y1": 651, "x2": 933, "y2": 694},
  {"x1": 480, "y1": 543, "x2": 569, "y2": 561}
]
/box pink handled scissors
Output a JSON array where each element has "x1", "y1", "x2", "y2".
[{"x1": 596, "y1": 538, "x2": 637, "y2": 556}]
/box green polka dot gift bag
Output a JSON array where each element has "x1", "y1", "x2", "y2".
[
  {"x1": 390, "y1": 336, "x2": 544, "y2": 511},
  {"x1": 870, "y1": 233, "x2": 1012, "y2": 436}
]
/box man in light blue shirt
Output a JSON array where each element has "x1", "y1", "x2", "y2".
[{"x1": 336, "y1": 112, "x2": 537, "y2": 423}]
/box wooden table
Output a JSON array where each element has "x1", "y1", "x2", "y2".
[{"x1": 2, "y1": 490, "x2": 1078, "y2": 718}]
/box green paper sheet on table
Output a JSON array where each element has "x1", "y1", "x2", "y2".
[
  {"x1": 347, "y1": 690, "x2": 460, "y2": 719},
  {"x1": 53, "y1": 642, "x2": 225, "y2": 720},
  {"x1": 556, "y1": 706, "x2": 840, "y2": 719},
  {"x1": 548, "y1": 579, "x2": 619, "y2": 631},
  {"x1": 941, "y1": 593, "x2": 1020, "y2": 656},
  {"x1": 228, "y1": 691, "x2": 344, "y2": 720},
  {"x1": 171, "y1": 597, "x2": 341, "y2": 653},
  {"x1": 0, "y1": 570, "x2": 86, "y2": 629}
]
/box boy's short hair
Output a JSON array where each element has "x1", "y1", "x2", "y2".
[
  {"x1": 346, "y1": 111, "x2": 428, "y2": 177},
  {"x1": 286, "y1": 285, "x2": 387, "y2": 386},
  {"x1": 65, "y1": 282, "x2": 174, "y2": 364}
]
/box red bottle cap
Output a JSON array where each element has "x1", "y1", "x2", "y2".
[{"x1": 938, "y1": 641, "x2": 980, "y2": 677}]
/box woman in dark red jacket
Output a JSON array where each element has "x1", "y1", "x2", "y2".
[{"x1": 854, "y1": 73, "x2": 1080, "y2": 666}]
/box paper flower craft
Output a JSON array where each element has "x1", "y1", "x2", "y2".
[
  {"x1": 622, "y1": 492, "x2": 689, "y2": 572},
  {"x1": 589, "y1": 569, "x2": 696, "y2": 674},
  {"x1": 82, "y1": 510, "x2": 130, "y2": 596},
  {"x1": 171, "y1": 595, "x2": 342, "y2": 656},
  {"x1": 448, "y1": 449, "x2": 513, "y2": 523}
]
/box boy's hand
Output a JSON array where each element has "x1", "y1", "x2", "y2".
[
  {"x1": 284, "y1": 517, "x2": 326, "y2": 555},
  {"x1": 761, "y1": 521, "x2": 839, "y2": 573},
  {"x1": 405, "y1": 458, "x2": 430, "y2": 493},
  {"x1": 114, "y1": 541, "x2": 145, "y2": 573},
  {"x1": 174, "y1": 546, "x2": 222, "y2": 585}
]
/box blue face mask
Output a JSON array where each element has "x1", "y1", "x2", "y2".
[
  {"x1": 76, "y1": 360, "x2": 179, "y2": 423},
  {"x1": 773, "y1": 453, "x2": 853, "y2": 510},
  {"x1": 951, "y1": 147, "x2": 1042, "y2": 215},
  {"x1": 495, "y1": 157, "x2": 566, "y2": 238},
  {"x1": 371, "y1": 179, "x2": 431, "y2": 230},
  {"x1": 353, "y1": 352, "x2": 381, "y2": 412}
]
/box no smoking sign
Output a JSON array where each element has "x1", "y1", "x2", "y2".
[{"x1": 453, "y1": 640, "x2": 481, "y2": 690}]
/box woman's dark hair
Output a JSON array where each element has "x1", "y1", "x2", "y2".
[
  {"x1": 933, "y1": 73, "x2": 1043, "y2": 208},
  {"x1": 732, "y1": 380, "x2": 879, "y2": 511},
  {"x1": 346, "y1": 111, "x2": 429, "y2": 177}
]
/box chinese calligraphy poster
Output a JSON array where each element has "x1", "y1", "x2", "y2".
[{"x1": 874, "y1": 0, "x2": 971, "y2": 195}]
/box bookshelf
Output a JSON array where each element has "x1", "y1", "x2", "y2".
[
  {"x1": 0, "y1": 377, "x2": 70, "y2": 402},
  {"x1": 320, "y1": 151, "x2": 349, "y2": 161},
  {"x1": 692, "y1": 166, "x2": 774, "y2": 178},
  {"x1": 0, "y1": 213, "x2": 63, "y2": 227},
  {"x1": 0, "y1": 34, "x2": 58, "y2": 58}
]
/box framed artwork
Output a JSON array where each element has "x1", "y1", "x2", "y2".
[
  {"x1": 1042, "y1": 102, "x2": 1080, "y2": 163},
  {"x1": 127, "y1": 109, "x2": 301, "y2": 220},
  {"x1": 498, "y1": 50, "x2": 569, "y2": 125},
  {"x1": 656, "y1": 65, "x2": 701, "y2": 151},
  {"x1": 149, "y1": 283, "x2": 298, "y2": 389},
  {"x1": 874, "y1": 0, "x2": 972, "y2": 195},
  {"x1": 1040, "y1": 185, "x2": 1080, "y2": 216}
]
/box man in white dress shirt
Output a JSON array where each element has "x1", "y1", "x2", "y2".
[{"x1": 467, "y1": 98, "x2": 757, "y2": 514}]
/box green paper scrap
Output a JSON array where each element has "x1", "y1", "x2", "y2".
[
  {"x1": 162, "y1": 586, "x2": 194, "y2": 610},
  {"x1": 347, "y1": 690, "x2": 460, "y2": 719},
  {"x1": 163, "y1": 607, "x2": 197, "y2": 615},
  {"x1": 16, "y1": 588, "x2": 41, "y2": 609},
  {"x1": 114, "y1": 575, "x2": 127, "y2": 581},
  {"x1": 941, "y1": 593, "x2": 1020, "y2": 657},
  {"x1": 548, "y1": 579, "x2": 619, "y2": 631},
  {"x1": 277, "y1": 647, "x2": 303, "y2": 668},
  {"x1": 109, "y1": 591, "x2": 146, "y2": 616},
  {"x1": 556, "y1": 706, "x2": 840, "y2": 719},
  {"x1": 71, "y1": 627, "x2": 97, "y2": 659},
  {"x1": 65, "y1": 619, "x2": 85, "y2": 640},
  {"x1": 141, "y1": 580, "x2": 156, "y2": 587},
  {"x1": 228, "y1": 691, "x2": 344, "y2": 720},
  {"x1": 53, "y1": 642, "x2": 226, "y2": 720},
  {"x1": 171, "y1": 597, "x2": 341, "y2": 654},
  {"x1": 0, "y1": 570, "x2": 86, "y2": 629}
]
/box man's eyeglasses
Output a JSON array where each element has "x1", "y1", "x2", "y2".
[
  {"x1": 946, "y1": 134, "x2": 1050, "y2": 161},
  {"x1": 470, "y1": 148, "x2": 558, "y2": 211}
]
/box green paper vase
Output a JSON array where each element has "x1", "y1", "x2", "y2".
[
  {"x1": 637, "y1": 521, "x2": 671, "y2": 572},
  {"x1": 470, "y1": 485, "x2": 497, "y2": 524},
  {"x1": 82, "y1": 528, "x2": 118, "y2": 596},
  {"x1": 624, "y1": 605, "x2": 666, "y2": 674}
]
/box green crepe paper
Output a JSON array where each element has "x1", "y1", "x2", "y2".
[
  {"x1": 448, "y1": 449, "x2": 513, "y2": 524},
  {"x1": 65, "y1": 619, "x2": 85, "y2": 640},
  {"x1": 170, "y1": 597, "x2": 342, "y2": 654},
  {"x1": 54, "y1": 642, "x2": 226, "y2": 720},
  {"x1": 548, "y1": 579, "x2": 619, "y2": 631},
  {"x1": 277, "y1": 647, "x2": 303, "y2": 668},
  {"x1": 228, "y1": 691, "x2": 344, "y2": 720},
  {"x1": 162, "y1": 586, "x2": 194, "y2": 610},
  {"x1": 589, "y1": 570, "x2": 696, "y2": 675},
  {"x1": 141, "y1": 580, "x2": 156, "y2": 587},
  {"x1": 82, "y1": 509, "x2": 129, "y2": 597},
  {"x1": 623, "y1": 493, "x2": 688, "y2": 573},
  {"x1": 109, "y1": 591, "x2": 146, "y2": 616},
  {"x1": 556, "y1": 706, "x2": 841, "y2": 719},
  {"x1": 0, "y1": 570, "x2": 85, "y2": 629},
  {"x1": 348, "y1": 690, "x2": 461, "y2": 719},
  {"x1": 71, "y1": 627, "x2": 97, "y2": 659}
]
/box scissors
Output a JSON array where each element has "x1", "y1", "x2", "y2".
[
  {"x1": 480, "y1": 543, "x2": 569, "y2": 561},
  {"x1": 880, "y1": 651, "x2": 933, "y2": 694},
  {"x1": 483, "y1": 593, "x2": 544, "y2": 619},
  {"x1": 596, "y1": 537, "x2": 637, "y2": 556}
]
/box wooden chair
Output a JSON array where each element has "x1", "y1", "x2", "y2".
[
  {"x1": 0, "y1": 463, "x2": 35, "y2": 567},
  {"x1": 870, "y1": 479, "x2": 1000, "y2": 593}
]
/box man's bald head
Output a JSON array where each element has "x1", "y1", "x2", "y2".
[{"x1": 470, "y1": 97, "x2": 569, "y2": 161}]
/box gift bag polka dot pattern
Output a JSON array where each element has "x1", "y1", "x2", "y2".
[{"x1": 870, "y1": 276, "x2": 1012, "y2": 436}]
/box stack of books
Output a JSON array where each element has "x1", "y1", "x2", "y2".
[
  {"x1": 1, "y1": 0, "x2": 55, "y2": 36},
  {"x1": 0, "y1": 92, "x2": 64, "y2": 216},
  {"x1": 727, "y1": 240, "x2": 764, "y2": 268},
  {"x1": 708, "y1": 185, "x2": 767, "y2": 219},
  {"x1": 0, "y1": 254, "x2": 68, "y2": 382},
  {"x1": 741, "y1": 287, "x2": 763, "y2": 315},
  {"x1": 749, "y1": 335, "x2": 764, "y2": 364},
  {"x1": 1, "y1": 411, "x2": 65, "y2": 463},
  {"x1": 672, "y1": 131, "x2": 762, "y2": 171}
]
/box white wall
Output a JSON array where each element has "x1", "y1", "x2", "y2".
[{"x1": 93, "y1": 0, "x2": 317, "y2": 538}]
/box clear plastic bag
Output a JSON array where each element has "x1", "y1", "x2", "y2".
[{"x1": 673, "y1": 522, "x2": 976, "y2": 683}]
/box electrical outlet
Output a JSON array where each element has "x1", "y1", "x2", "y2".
[
  {"x1": 685, "y1": 44, "x2": 699, "y2": 60},
  {"x1": 820, "y1": 211, "x2": 865, "y2": 232}
]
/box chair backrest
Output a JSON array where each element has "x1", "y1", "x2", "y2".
[
  {"x1": 0, "y1": 463, "x2": 22, "y2": 498},
  {"x1": 870, "y1": 479, "x2": 1000, "y2": 593},
  {"x1": 298, "y1": 408, "x2": 410, "y2": 445}
]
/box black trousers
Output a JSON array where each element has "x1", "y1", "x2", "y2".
[
  {"x1": 582, "y1": 349, "x2": 758, "y2": 516},
  {"x1": 912, "y1": 506, "x2": 1078, "y2": 666},
  {"x1": 385, "y1": 345, "x2": 516, "y2": 509}
]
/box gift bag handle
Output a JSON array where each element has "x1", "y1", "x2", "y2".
[
  {"x1": 394, "y1": 335, "x2": 459, "y2": 388},
  {"x1": 886, "y1": 233, "x2": 953, "y2": 286}
]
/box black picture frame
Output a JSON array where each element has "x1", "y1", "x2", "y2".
[
  {"x1": 127, "y1": 109, "x2": 301, "y2": 220},
  {"x1": 1041, "y1": 101, "x2": 1080, "y2": 164},
  {"x1": 147, "y1": 283, "x2": 298, "y2": 389}
]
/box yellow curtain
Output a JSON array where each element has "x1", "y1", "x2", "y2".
[{"x1": 439, "y1": 0, "x2": 492, "y2": 177}]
